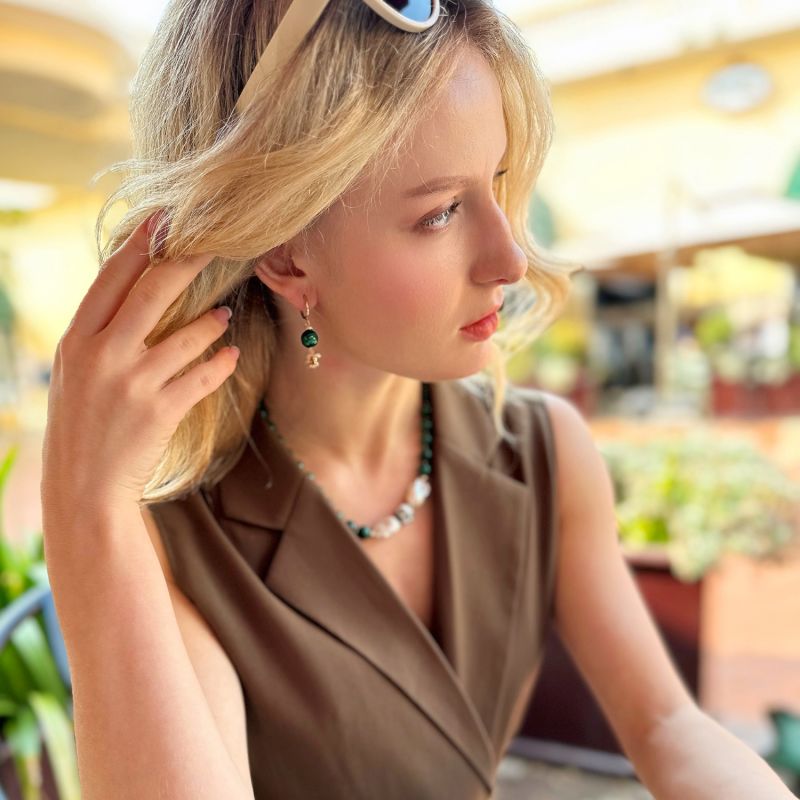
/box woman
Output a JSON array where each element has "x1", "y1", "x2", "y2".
[{"x1": 40, "y1": 1, "x2": 795, "y2": 798}]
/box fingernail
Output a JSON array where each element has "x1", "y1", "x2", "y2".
[{"x1": 214, "y1": 305, "x2": 233, "y2": 322}]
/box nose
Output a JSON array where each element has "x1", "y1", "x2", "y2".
[{"x1": 473, "y1": 202, "x2": 528, "y2": 288}]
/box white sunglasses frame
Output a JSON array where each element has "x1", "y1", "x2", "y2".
[{"x1": 236, "y1": 0, "x2": 442, "y2": 114}]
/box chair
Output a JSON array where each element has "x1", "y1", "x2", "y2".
[{"x1": 0, "y1": 585, "x2": 70, "y2": 690}]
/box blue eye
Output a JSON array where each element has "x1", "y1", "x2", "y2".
[
  {"x1": 418, "y1": 169, "x2": 509, "y2": 233},
  {"x1": 420, "y1": 200, "x2": 462, "y2": 231}
]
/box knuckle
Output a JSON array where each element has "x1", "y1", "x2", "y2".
[
  {"x1": 58, "y1": 327, "x2": 79, "y2": 355},
  {"x1": 198, "y1": 369, "x2": 216, "y2": 391},
  {"x1": 175, "y1": 333, "x2": 197, "y2": 355},
  {"x1": 140, "y1": 397, "x2": 164, "y2": 427},
  {"x1": 116, "y1": 369, "x2": 143, "y2": 402},
  {"x1": 135, "y1": 278, "x2": 162, "y2": 307}
]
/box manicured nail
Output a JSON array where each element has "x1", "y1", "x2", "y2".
[{"x1": 213, "y1": 305, "x2": 233, "y2": 322}]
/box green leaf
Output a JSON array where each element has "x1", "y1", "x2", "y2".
[
  {"x1": 0, "y1": 644, "x2": 35, "y2": 704},
  {"x1": 4, "y1": 706, "x2": 40, "y2": 757},
  {"x1": 0, "y1": 444, "x2": 18, "y2": 503},
  {"x1": 0, "y1": 693, "x2": 19, "y2": 717},
  {"x1": 29, "y1": 692, "x2": 80, "y2": 800},
  {"x1": 10, "y1": 618, "x2": 68, "y2": 703}
]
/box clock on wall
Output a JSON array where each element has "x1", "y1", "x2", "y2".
[{"x1": 702, "y1": 61, "x2": 774, "y2": 113}]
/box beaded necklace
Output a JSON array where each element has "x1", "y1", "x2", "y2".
[{"x1": 258, "y1": 382, "x2": 434, "y2": 540}]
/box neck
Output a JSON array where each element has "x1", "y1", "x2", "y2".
[{"x1": 262, "y1": 349, "x2": 425, "y2": 479}]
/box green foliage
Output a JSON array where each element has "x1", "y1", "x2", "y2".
[
  {"x1": 789, "y1": 321, "x2": 800, "y2": 371},
  {"x1": 695, "y1": 307, "x2": 734, "y2": 352},
  {"x1": 599, "y1": 435, "x2": 800, "y2": 582},
  {"x1": 0, "y1": 444, "x2": 80, "y2": 799}
]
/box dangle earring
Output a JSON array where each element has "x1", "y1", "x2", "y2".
[{"x1": 300, "y1": 294, "x2": 321, "y2": 369}]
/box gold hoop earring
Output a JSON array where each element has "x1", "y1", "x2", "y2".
[{"x1": 300, "y1": 294, "x2": 321, "y2": 369}]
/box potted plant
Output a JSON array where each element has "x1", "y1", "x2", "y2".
[
  {"x1": 0, "y1": 444, "x2": 80, "y2": 800},
  {"x1": 507, "y1": 312, "x2": 597, "y2": 416},
  {"x1": 514, "y1": 434, "x2": 800, "y2": 768},
  {"x1": 601, "y1": 435, "x2": 800, "y2": 581}
]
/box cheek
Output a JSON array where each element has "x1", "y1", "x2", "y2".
[{"x1": 367, "y1": 258, "x2": 453, "y2": 335}]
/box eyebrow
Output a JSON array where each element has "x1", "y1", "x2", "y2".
[
  {"x1": 403, "y1": 151, "x2": 509, "y2": 199},
  {"x1": 403, "y1": 175, "x2": 474, "y2": 199}
]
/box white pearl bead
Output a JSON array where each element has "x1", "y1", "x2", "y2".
[
  {"x1": 395, "y1": 502, "x2": 415, "y2": 524},
  {"x1": 405, "y1": 476, "x2": 431, "y2": 507},
  {"x1": 372, "y1": 515, "x2": 401, "y2": 538}
]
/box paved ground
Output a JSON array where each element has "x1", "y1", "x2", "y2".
[{"x1": 494, "y1": 756, "x2": 653, "y2": 799}]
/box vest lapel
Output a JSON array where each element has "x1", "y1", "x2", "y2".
[{"x1": 215, "y1": 379, "x2": 531, "y2": 793}]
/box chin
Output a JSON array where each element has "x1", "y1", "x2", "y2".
[{"x1": 434, "y1": 351, "x2": 495, "y2": 383}]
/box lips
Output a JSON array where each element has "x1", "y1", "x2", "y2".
[{"x1": 462, "y1": 298, "x2": 504, "y2": 329}]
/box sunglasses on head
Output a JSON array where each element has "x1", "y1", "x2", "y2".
[{"x1": 236, "y1": 0, "x2": 442, "y2": 114}]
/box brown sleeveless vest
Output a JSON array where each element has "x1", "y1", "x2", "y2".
[{"x1": 147, "y1": 378, "x2": 559, "y2": 799}]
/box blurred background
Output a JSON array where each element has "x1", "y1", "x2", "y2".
[{"x1": 0, "y1": 0, "x2": 799, "y2": 798}]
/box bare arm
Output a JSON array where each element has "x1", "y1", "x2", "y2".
[
  {"x1": 635, "y1": 704, "x2": 796, "y2": 800},
  {"x1": 44, "y1": 502, "x2": 256, "y2": 800},
  {"x1": 41, "y1": 211, "x2": 253, "y2": 799},
  {"x1": 541, "y1": 392, "x2": 794, "y2": 799}
]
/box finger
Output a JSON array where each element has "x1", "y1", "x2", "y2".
[
  {"x1": 70, "y1": 211, "x2": 164, "y2": 338},
  {"x1": 140, "y1": 305, "x2": 232, "y2": 388},
  {"x1": 160, "y1": 343, "x2": 240, "y2": 412},
  {"x1": 105, "y1": 250, "x2": 216, "y2": 351}
]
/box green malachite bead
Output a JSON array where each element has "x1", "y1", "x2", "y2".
[
  {"x1": 301, "y1": 329, "x2": 319, "y2": 348},
  {"x1": 260, "y1": 382, "x2": 434, "y2": 541}
]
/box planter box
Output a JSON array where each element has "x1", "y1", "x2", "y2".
[
  {"x1": 511, "y1": 546, "x2": 704, "y2": 770},
  {"x1": 711, "y1": 375, "x2": 800, "y2": 416}
]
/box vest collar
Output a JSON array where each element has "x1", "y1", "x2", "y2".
[{"x1": 214, "y1": 378, "x2": 531, "y2": 792}]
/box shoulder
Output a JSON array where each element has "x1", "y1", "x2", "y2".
[{"x1": 505, "y1": 387, "x2": 613, "y2": 520}]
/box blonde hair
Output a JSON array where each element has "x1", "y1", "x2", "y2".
[{"x1": 94, "y1": 0, "x2": 581, "y2": 503}]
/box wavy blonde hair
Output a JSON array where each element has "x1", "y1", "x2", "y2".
[{"x1": 94, "y1": 0, "x2": 581, "y2": 503}]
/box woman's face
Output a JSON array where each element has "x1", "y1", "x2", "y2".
[{"x1": 265, "y1": 46, "x2": 528, "y2": 383}]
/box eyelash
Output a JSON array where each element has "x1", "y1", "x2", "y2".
[{"x1": 419, "y1": 169, "x2": 509, "y2": 232}]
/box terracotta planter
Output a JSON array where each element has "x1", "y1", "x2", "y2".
[
  {"x1": 513, "y1": 546, "x2": 704, "y2": 764},
  {"x1": 764, "y1": 374, "x2": 800, "y2": 415},
  {"x1": 711, "y1": 376, "x2": 757, "y2": 416}
]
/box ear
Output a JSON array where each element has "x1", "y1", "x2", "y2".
[{"x1": 253, "y1": 243, "x2": 317, "y2": 309}]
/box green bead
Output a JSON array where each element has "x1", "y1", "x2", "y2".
[
  {"x1": 301, "y1": 329, "x2": 319, "y2": 348},
  {"x1": 422, "y1": 431, "x2": 433, "y2": 444},
  {"x1": 422, "y1": 446, "x2": 433, "y2": 459},
  {"x1": 420, "y1": 462, "x2": 432, "y2": 475},
  {"x1": 357, "y1": 527, "x2": 371, "y2": 538},
  {"x1": 422, "y1": 418, "x2": 433, "y2": 429}
]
